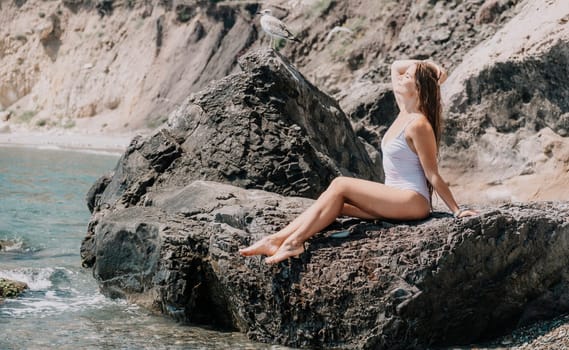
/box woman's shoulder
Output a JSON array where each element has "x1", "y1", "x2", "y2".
[
  {"x1": 408, "y1": 113, "x2": 430, "y2": 126},
  {"x1": 408, "y1": 114, "x2": 434, "y2": 135}
]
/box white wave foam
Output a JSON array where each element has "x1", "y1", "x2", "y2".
[
  {"x1": 2, "y1": 291, "x2": 112, "y2": 318},
  {"x1": 0, "y1": 268, "x2": 54, "y2": 290},
  {"x1": 0, "y1": 265, "x2": 139, "y2": 319}
]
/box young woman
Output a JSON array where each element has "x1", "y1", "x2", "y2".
[{"x1": 240, "y1": 59, "x2": 478, "y2": 264}]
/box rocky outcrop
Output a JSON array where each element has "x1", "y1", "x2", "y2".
[
  {"x1": 81, "y1": 48, "x2": 379, "y2": 267},
  {"x1": 443, "y1": 2, "x2": 569, "y2": 147},
  {"x1": 81, "y1": 47, "x2": 569, "y2": 349},
  {"x1": 89, "y1": 49, "x2": 379, "y2": 213},
  {"x1": 0, "y1": 278, "x2": 27, "y2": 303},
  {"x1": 82, "y1": 47, "x2": 379, "y2": 276},
  {"x1": 83, "y1": 176, "x2": 569, "y2": 349},
  {"x1": 335, "y1": 81, "x2": 397, "y2": 150},
  {"x1": 437, "y1": 0, "x2": 569, "y2": 203}
]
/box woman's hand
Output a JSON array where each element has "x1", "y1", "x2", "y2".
[
  {"x1": 437, "y1": 67, "x2": 447, "y2": 85},
  {"x1": 454, "y1": 208, "x2": 479, "y2": 218},
  {"x1": 423, "y1": 60, "x2": 447, "y2": 85}
]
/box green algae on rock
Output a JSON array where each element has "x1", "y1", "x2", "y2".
[{"x1": 0, "y1": 278, "x2": 28, "y2": 302}]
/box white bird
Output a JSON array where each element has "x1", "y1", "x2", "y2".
[
  {"x1": 257, "y1": 9, "x2": 302, "y2": 49},
  {"x1": 325, "y1": 26, "x2": 354, "y2": 43}
]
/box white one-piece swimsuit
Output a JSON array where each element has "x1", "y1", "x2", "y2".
[{"x1": 381, "y1": 117, "x2": 430, "y2": 203}]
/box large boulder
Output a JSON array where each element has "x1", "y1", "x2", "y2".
[
  {"x1": 81, "y1": 47, "x2": 381, "y2": 292},
  {"x1": 83, "y1": 179, "x2": 569, "y2": 349},
  {"x1": 336, "y1": 81, "x2": 397, "y2": 150},
  {"x1": 93, "y1": 49, "x2": 380, "y2": 212}
]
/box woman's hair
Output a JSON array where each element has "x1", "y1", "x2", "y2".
[{"x1": 414, "y1": 62, "x2": 443, "y2": 204}]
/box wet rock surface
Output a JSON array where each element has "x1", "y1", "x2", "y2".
[
  {"x1": 0, "y1": 278, "x2": 28, "y2": 303},
  {"x1": 0, "y1": 239, "x2": 15, "y2": 251}
]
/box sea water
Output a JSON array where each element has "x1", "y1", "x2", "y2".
[{"x1": 0, "y1": 146, "x2": 286, "y2": 350}]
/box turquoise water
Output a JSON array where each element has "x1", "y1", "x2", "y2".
[{"x1": 0, "y1": 146, "x2": 283, "y2": 350}]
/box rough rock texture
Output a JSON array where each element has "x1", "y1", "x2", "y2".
[
  {"x1": 82, "y1": 47, "x2": 380, "y2": 280},
  {"x1": 82, "y1": 178, "x2": 569, "y2": 349},
  {"x1": 438, "y1": 0, "x2": 569, "y2": 204},
  {"x1": 81, "y1": 48, "x2": 569, "y2": 348},
  {"x1": 0, "y1": 278, "x2": 28, "y2": 304},
  {"x1": 91, "y1": 48, "x2": 379, "y2": 212},
  {"x1": 335, "y1": 82, "x2": 397, "y2": 150}
]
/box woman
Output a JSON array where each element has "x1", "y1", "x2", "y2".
[{"x1": 240, "y1": 59, "x2": 478, "y2": 264}]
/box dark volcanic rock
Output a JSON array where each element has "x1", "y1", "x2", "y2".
[
  {"x1": 82, "y1": 49, "x2": 380, "y2": 270},
  {"x1": 336, "y1": 81, "x2": 398, "y2": 150},
  {"x1": 95, "y1": 49, "x2": 380, "y2": 211},
  {"x1": 83, "y1": 179, "x2": 569, "y2": 349},
  {"x1": 86, "y1": 173, "x2": 113, "y2": 213},
  {"x1": 80, "y1": 45, "x2": 569, "y2": 349}
]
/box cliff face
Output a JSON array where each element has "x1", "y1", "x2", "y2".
[
  {"x1": 0, "y1": 0, "x2": 259, "y2": 131},
  {"x1": 439, "y1": 1, "x2": 569, "y2": 204},
  {"x1": 0, "y1": 0, "x2": 523, "y2": 133}
]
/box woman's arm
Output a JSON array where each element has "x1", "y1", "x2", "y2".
[
  {"x1": 391, "y1": 60, "x2": 420, "y2": 108},
  {"x1": 424, "y1": 60, "x2": 447, "y2": 84},
  {"x1": 408, "y1": 118, "x2": 477, "y2": 218},
  {"x1": 391, "y1": 60, "x2": 420, "y2": 84},
  {"x1": 391, "y1": 59, "x2": 447, "y2": 85}
]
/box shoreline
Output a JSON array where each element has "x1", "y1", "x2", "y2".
[{"x1": 0, "y1": 130, "x2": 139, "y2": 155}]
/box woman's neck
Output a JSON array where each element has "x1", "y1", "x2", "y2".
[{"x1": 398, "y1": 97, "x2": 420, "y2": 115}]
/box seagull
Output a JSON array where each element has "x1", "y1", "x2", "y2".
[
  {"x1": 325, "y1": 26, "x2": 354, "y2": 43},
  {"x1": 257, "y1": 9, "x2": 302, "y2": 49}
]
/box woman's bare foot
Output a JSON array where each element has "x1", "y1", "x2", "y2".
[
  {"x1": 264, "y1": 242, "x2": 304, "y2": 264},
  {"x1": 239, "y1": 237, "x2": 281, "y2": 257}
]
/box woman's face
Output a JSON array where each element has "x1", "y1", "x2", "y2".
[{"x1": 395, "y1": 64, "x2": 418, "y2": 98}]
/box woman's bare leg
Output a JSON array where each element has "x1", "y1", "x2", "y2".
[
  {"x1": 239, "y1": 200, "x2": 378, "y2": 257},
  {"x1": 239, "y1": 203, "x2": 315, "y2": 256},
  {"x1": 341, "y1": 203, "x2": 380, "y2": 220},
  {"x1": 265, "y1": 177, "x2": 430, "y2": 264}
]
